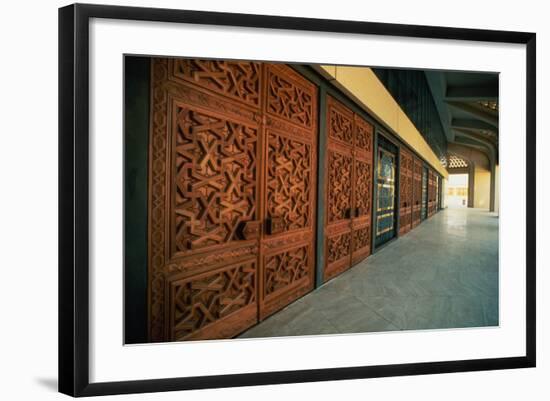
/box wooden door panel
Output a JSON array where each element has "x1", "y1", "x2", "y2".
[
  {"x1": 398, "y1": 148, "x2": 413, "y2": 235},
  {"x1": 149, "y1": 58, "x2": 262, "y2": 342},
  {"x1": 327, "y1": 148, "x2": 353, "y2": 223},
  {"x1": 324, "y1": 96, "x2": 354, "y2": 282},
  {"x1": 324, "y1": 97, "x2": 374, "y2": 279},
  {"x1": 170, "y1": 59, "x2": 262, "y2": 108},
  {"x1": 260, "y1": 64, "x2": 317, "y2": 319},
  {"x1": 148, "y1": 60, "x2": 318, "y2": 340},
  {"x1": 170, "y1": 101, "x2": 260, "y2": 257},
  {"x1": 324, "y1": 146, "x2": 353, "y2": 280},
  {"x1": 351, "y1": 115, "x2": 374, "y2": 265},
  {"x1": 167, "y1": 258, "x2": 258, "y2": 341},
  {"x1": 428, "y1": 169, "x2": 436, "y2": 217},
  {"x1": 325, "y1": 228, "x2": 352, "y2": 280},
  {"x1": 261, "y1": 241, "x2": 313, "y2": 318},
  {"x1": 412, "y1": 156, "x2": 422, "y2": 228}
]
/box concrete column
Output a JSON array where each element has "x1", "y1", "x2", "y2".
[
  {"x1": 489, "y1": 160, "x2": 497, "y2": 212},
  {"x1": 468, "y1": 164, "x2": 475, "y2": 208}
]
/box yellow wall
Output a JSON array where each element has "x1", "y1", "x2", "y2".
[
  {"x1": 474, "y1": 167, "x2": 491, "y2": 209},
  {"x1": 314, "y1": 65, "x2": 448, "y2": 178}
]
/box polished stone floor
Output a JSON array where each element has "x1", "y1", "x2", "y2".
[{"x1": 240, "y1": 208, "x2": 499, "y2": 339}]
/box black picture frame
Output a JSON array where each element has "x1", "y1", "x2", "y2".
[{"x1": 59, "y1": 3, "x2": 536, "y2": 397}]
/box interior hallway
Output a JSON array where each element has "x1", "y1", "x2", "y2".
[{"x1": 240, "y1": 208, "x2": 499, "y2": 338}]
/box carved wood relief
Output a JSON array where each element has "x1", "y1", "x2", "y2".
[
  {"x1": 147, "y1": 58, "x2": 437, "y2": 342},
  {"x1": 428, "y1": 169, "x2": 436, "y2": 217},
  {"x1": 398, "y1": 148, "x2": 413, "y2": 236},
  {"x1": 324, "y1": 96, "x2": 373, "y2": 282},
  {"x1": 172, "y1": 103, "x2": 259, "y2": 255},
  {"x1": 266, "y1": 133, "x2": 312, "y2": 232},
  {"x1": 260, "y1": 64, "x2": 317, "y2": 320},
  {"x1": 327, "y1": 150, "x2": 353, "y2": 223},
  {"x1": 264, "y1": 244, "x2": 310, "y2": 297},
  {"x1": 266, "y1": 65, "x2": 314, "y2": 129},
  {"x1": 171, "y1": 59, "x2": 261, "y2": 107},
  {"x1": 351, "y1": 115, "x2": 374, "y2": 265},
  {"x1": 149, "y1": 59, "x2": 317, "y2": 341},
  {"x1": 168, "y1": 259, "x2": 257, "y2": 341},
  {"x1": 412, "y1": 156, "x2": 423, "y2": 227}
]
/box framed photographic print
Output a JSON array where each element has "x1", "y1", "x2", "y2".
[{"x1": 58, "y1": 3, "x2": 536, "y2": 397}]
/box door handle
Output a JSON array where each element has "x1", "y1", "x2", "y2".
[
  {"x1": 266, "y1": 216, "x2": 283, "y2": 235},
  {"x1": 345, "y1": 208, "x2": 353, "y2": 219},
  {"x1": 236, "y1": 220, "x2": 262, "y2": 240}
]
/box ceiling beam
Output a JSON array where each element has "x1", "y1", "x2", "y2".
[
  {"x1": 445, "y1": 85, "x2": 498, "y2": 101},
  {"x1": 445, "y1": 101, "x2": 498, "y2": 128},
  {"x1": 454, "y1": 128, "x2": 497, "y2": 163},
  {"x1": 451, "y1": 118, "x2": 497, "y2": 132}
]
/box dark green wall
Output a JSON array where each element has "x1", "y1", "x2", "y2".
[
  {"x1": 373, "y1": 68, "x2": 448, "y2": 161},
  {"x1": 124, "y1": 57, "x2": 150, "y2": 344}
]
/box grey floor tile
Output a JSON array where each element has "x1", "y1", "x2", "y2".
[{"x1": 239, "y1": 208, "x2": 499, "y2": 339}]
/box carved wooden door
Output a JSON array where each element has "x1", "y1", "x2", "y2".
[
  {"x1": 428, "y1": 169, "x2": 435, "y2": 217},
  {"x1": 398, "y1": 148, "x2": 413, "y2": 236},
  {"x1": 324, "y1": 96, "x2": 373, "y2": 281},
  {"x1": 259, "y1": 64, "x2": 317, "y2": 320},
  {"x1": 412, "y1": 156, "x2": 422, "y2": 228},
  {"x1": 147, "y1": 59, "x2": 317, "y2": 341},
  {"x1": 324, "y1": 96, "x2": 354, "y2": 282},
  {"x1": 351, "y1": 115, "x2": 374, "y2": 265}
]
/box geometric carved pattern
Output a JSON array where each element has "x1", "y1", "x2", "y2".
[
  {"x1": 353, "y1": 226, "x2": 371, "y2": 253},
  {"x1": 355, "y1": 116, "x2": 373, "y2": 152},
  {"x1": 260, "y1": 64, "x2": 317, "y2": 320},
  {"x1": 267, "y1": 69, "x2": 314, "y2": 129},
  {"x1": 399, "y1": 148, "x2": 413, "y2": 236},
  {"x1": 412, "y1": 156, "x2": 423, "y2": 227},
  {"x1": 266, "y1": 133, "x2": 311, "y2": 232},
  {"x1": 324, "y1": 96, "x2": 373, "y2": 282},
  {"x1": 328, "y1": 107, "x2": 353, "y2": 144},
  {"x1": 351, "y1": 115, "x2": 374, "y2": 265},
  {"x1": 173, "y1": 104, "x2": 258, "y2": 253},
  {"x1": 146, "y1": 58, "x2": 321, "y2": 342},
  {"x1": 149, "y1": 59, "x2": 317, "y2": 342},
  {"x1": 427, "y1": 169, "x2": 438, "y2": 217},
  {"x1": 327, "y1": 151, "x2": 352, "y2": 223},
  {"x1": 264, "y1": 245, "x2": 309, "y2": 297},
  {"x1": 149, "y1": 58, "x2": 170, "y2": 341},
  {"x1": 170, "y1": 261, "x2": 256, "y2": 340},
  {"x1": 355, "y1": 160, "x2": 372, "y2": 215},
  {"x1": 327, "y1": 232, "x2": 351, "y2": 263},
  {"x1": 172, "y1": 59, "x2": 261, "y2": 107}
]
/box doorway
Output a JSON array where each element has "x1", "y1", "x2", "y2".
[
  {"x1": 374, "y1": 135, "x2": 398, "y2": 248},
  {"x1": 446, "y1": 174, "x2": 469, "y2": 208}
]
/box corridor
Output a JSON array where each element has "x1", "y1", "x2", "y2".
[{"x1": 240, "y1": 208, "x2": 499, "y2": 338}]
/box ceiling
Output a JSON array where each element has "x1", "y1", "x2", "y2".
[{"x1": 425, "y1": 70, "x2": 499, "y2": 167}]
